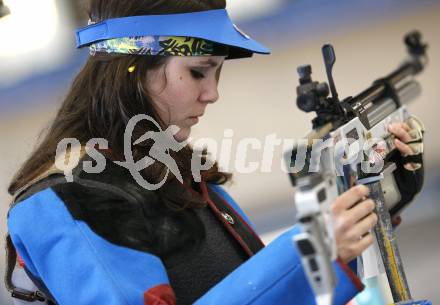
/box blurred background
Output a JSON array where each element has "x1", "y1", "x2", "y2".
[{"x1": 0, "y1": 0, "x2": 439, "y2": 304}]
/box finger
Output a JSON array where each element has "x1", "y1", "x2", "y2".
[
  {"x1": 353, "y1": 232, "x2": 374, "y2": 254},
  {"x1": 389, "y1": 124, "x2": 412, "y2": 143},
  {"x1": 346, "y1": 212, "x2": 378, "y2": 240},
  {"x1": 395, "y1": 138, "x2": 413, "y2": 157},
  {"x1": 389, "y1": 122, "x2": 411, "y2": 133},
  {"x1": 346, "y1": 199, "x2": 375, "y2": 223},
  {"x1": 399, "y1": 122, "x2": 411, "y2": 132},
  {"x1": 404, "y1": 163, "x2": 420, "y2": 171},
  {"x1": 333, "y1": 185, "x2": 369, "y2": 211}
]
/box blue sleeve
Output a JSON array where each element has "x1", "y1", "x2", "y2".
[
  {"x1": 8, "y1": 188, "x2": 173, "y2": 305},
  {"x1": 194, "y1": 226, "x2": 362, "y2": 305},
  {"x1": 198, "y1": 185, "x2": 363, "y2": 305}
]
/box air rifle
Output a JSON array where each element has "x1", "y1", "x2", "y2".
[{"x1": 286, "y1": 31, "x2": 430, "y2": 305}]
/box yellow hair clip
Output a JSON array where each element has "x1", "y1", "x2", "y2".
[{"x1": 128, "y1": 65, "x2": 136, "y2": 73}]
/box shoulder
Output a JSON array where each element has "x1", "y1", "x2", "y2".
[
  {"x1": 11, "y1": 156, "x2": 161, "y2": 228},
  {"x1": 8, "y1": 156, "x2": 200, "y2": 256},
  {"x1": 13, "y1": 153, "x2": 157, "y2": 206}
]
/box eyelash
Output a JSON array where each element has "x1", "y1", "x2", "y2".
[{"x1": 190, "y1": 69, "x2": 205, "y2": 79}]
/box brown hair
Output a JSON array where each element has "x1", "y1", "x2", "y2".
[{"x1": 8, "y1": 0, "x2": 231, "y2": 208}]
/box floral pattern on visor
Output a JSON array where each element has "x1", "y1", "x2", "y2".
[{"x1": 89, "y1": 35, "x2": 217, "y2": 56}]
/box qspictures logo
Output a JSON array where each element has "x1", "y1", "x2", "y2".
[{"x1": 54, "y1": 115, "x2": 387, "y2": 190}]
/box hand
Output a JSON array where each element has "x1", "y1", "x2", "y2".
[
  {"x1": 388, "y1": 120, "x2": 424, "y2": 221},
  {"x1": 332, "y1": 185, "x2": 378, "y2": 263},
  {"x1": 388, "y1": 122, "x2": 419, "y2": 171}
]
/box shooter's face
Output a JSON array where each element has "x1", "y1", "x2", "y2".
[{"x1": 145, "y1": 56, "x2": 225, "y2": 141}]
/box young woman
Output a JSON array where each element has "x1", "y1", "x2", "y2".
[{"x1": 5, "y1": 1, "x2": 423, "y2": 305}]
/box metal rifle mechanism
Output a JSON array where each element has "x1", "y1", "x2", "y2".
[
  {"x1": 296, "y1": 31, "x2": 427, "y2": 132},
  {"x1": 287, "y1": 31, "x2": 431, "y2": 305}
]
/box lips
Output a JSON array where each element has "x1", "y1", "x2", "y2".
[
  {"x1": 187, "y1": 111, "x2": 204, "y2": 125},
  {"x1": 189, "y1": 113, "x2": 203, "y2": 120},
  {"x1": 188, "y1": 116, "x2": 200, "y2": 124}
]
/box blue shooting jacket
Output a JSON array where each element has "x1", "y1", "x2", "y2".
[{"x1": 7, "y1": 157, "x2": 362, "y2": 305}]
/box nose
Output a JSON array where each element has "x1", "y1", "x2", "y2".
[{"x1": 199, "y1": 78, "x2": 219, "y2": 104}]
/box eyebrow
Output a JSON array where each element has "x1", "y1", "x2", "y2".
[{"x1": 198, "y1": 59, "x2": 221, "y2": 67}]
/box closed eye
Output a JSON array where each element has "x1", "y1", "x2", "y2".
[{"x1": 190, "y1": 69, "x2": 205, "y2": 79}]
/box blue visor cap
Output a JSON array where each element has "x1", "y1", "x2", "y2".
[{"x1": 76, "y1": 9, "x2": 270, "y2": 59}]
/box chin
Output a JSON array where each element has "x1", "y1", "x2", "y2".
[{"x1": 174, "y1": 127, "x2": 191, "y2": 142}]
